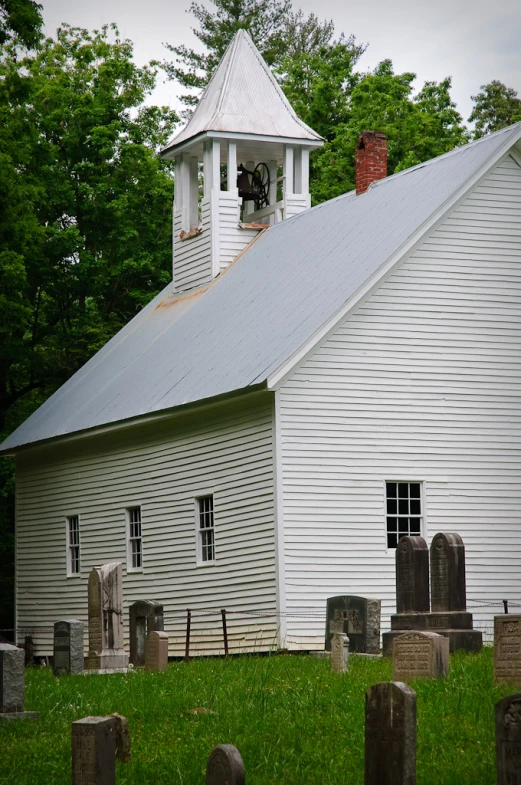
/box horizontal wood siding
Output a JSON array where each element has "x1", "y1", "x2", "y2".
[
  {"x1": 279, "y1": 153, "x2": 521, "y2": 649},
  {"x1": 173, "y1": 200, "x2": 212, "y2": 291},
  {"x1": 15, "y1": 393, "x2": 277, "y2": 656},
  {"x1": 218, "y1": 193, "x2": 258, "y2": 272},
  {"x1": 284, "y1": 194, "x2": 311, "y2": 220}
]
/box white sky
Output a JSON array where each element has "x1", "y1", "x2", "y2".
[{"x1": 40, "y1": 0, "x2": 521, "y2": 125}]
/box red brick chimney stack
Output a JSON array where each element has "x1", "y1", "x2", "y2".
[{"x1": 355, "y1": 131, "x2": 388, "y2": 195}]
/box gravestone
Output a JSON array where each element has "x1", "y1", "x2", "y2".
[
  {"x1": 330, "y1": 632, "x2": 349, "y2": 673},
  {"x1": 392, "y1": 631, "x2": 449, "y2": 681},
  {"x1": 129, "y1": 600, "x2": 164, "y2": 666},
  {"x1": 325, "y1": 595, "x2": 381, "y2": 654},
  {"x1": 86, "y1": 563, "x2": 128, "y2": 672},
  {"x1": 53, "y1": 620, "x2": 84, "y2": 675},
  {"x1": 72, "y1": 714, "x2": 130, "y2": 785},
  {"x1": 396, "y1": 536, "x2": 430, "y2": 614},
  {"x1": 206, "y1": 744, "x2": 245, "y2": 785},
  {"x1": 495, "y1": 692, "x2": 521, "y2": 785},
  {"x1": 495, "y1": 615, "x2": 521, "y2": 684},
  {"x1": 430, "y1": 533, "x2": 466, "y2": 612},
  {"x1": 145, "y1": 630, "x2": 169, "y2": 671},
  {"x1": 0, "y1": 643, "x2": 39, "y2": 722},
  {"x1": 365, "y1": 681, "x2": 416, "y2": 785}
]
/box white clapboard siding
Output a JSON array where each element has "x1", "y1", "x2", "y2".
[
  {"x1": 15, "y1": 392, "x2": 277, "y2": 656},
  {"x1": 173, "y1": 200, "x2": 213, "y2": 292},
  {"x1": 218, "y1": 192, "x2": 259, "y2": 273},
  {"x1": 279, "y1": 153, "x2": 521, "y2": 649},
  {"x1": 284, "y1": 194, "x2": 311, "y2": 220}
]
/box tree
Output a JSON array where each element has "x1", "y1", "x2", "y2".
[
  {"x1": 0, "y1": 0, "x2": 43, "y2": 47},
  {"x1": 469, "y1": 80, "x2": 521, "y2": 138}
]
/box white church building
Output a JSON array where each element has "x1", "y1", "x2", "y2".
[{"x1": 2, "y1": 30, "x2": 521, "y2": 655}]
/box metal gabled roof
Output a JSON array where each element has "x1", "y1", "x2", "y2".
[
  {"x1": 162, "y1": 29, "x2": 322, "y2": 154},
  {"x1": 2, "y1": 123, "x2": 521, "y2": 454}
]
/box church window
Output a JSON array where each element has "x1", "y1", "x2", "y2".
[
  {"x1": 197, "y1": 495, "x2": 215, "y2": 564},
  {"x1": 127, "y1": 506, "x2": 142, "y2": 571},
  {"x1": 386, "y1": 482, "x2": 422, "y2": 548},
  {"x1": 66, "y1": 515, "x2": 80, "y2": 575}
]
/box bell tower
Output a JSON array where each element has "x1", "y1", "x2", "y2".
[{"x1": 161, "y1": 30, "x2": 323, "y2": 293}]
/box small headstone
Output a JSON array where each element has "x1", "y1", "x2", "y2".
[
  {"x1": 53, "y1": 620, "x2": 84, "y2": 675},
  {"x1": 129, "y1": 600, "x2": 164, "y2": 666},
  {"x1": 495, "y1": 692, "x2": 521, "y2": 785},
  {"x1": 0, "y1": 643, "x2": 39, "y2": 722},
  {"x1": 396, "y1": 536, "x2": 430, "y2": 613},
  {"x1": 206, "y1": 744, "x2": 245, "y2": 785},
  {"x1": 430, "y1": 533, "x2": 466, "y2": 612},
  {"x1": 72, "y1": 716, "x2": 117, "y2": 785},
  {"x1": 393, "y1": 631, "x2": 449, "y2": 681},
  {"x1": 365, "y1": 681, "x2": 416, "y2": 785},
  {"x1": 145, "y1": 630, "x2": 169, "y2": 671},
  {"x1": 325, "y1": 595, "x2": 381, "y2": 654},
  {"x1": 495, "y1": 615, "x2": 521, "y2": 684},
  {"x1": 112, "y1": 713, "x2": 131, "y2": 762},
  {"x1": 330, "y1": 632, "x2": 349, "y2": 673},
  {"x1": 86, "y1": 563, "x2": 128, "y2": 672}
]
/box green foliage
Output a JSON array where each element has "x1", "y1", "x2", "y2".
[
  {"x1": 0, "y1": 0, "x2": 43, "y2": 47},
  {"x1": 469, "y1": 80, "x2": 521, "y2": 139},
  {"x1": 0, "y1": 649, "x2": 510, "y2": 784}
]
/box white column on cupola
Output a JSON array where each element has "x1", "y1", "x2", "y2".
[
  {"x1": 300, "y1": 147, "x2": 310, "y2": 195},
  {"x1": 243, "y1": 160, "x2": 255, "y2": 218},
  {"x1": 268, "y1": 160, "x2": 278, "y2": 225},
  {"x1": 227, "y1": 141, "x2": 238, "y2": 195},
  {"x1": 204, "y1": 139, "x2": 221, "y2": 278},
  {"x1": 189, "y1": 155, "x2": 199, "y2": 230},
  {"x1": 284, "y1": 146, "x2": 294, "y2": 196}
]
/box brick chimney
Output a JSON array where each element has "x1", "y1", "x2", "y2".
[{"x1": 355, "y1": 131, "x2": 388, "y2": 195}]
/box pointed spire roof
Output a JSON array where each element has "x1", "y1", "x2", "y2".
[{"x1": 162, "y1": 29, "x2": 322, "y2": 154}]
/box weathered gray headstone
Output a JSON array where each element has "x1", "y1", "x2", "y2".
[
  {"x1": 430, "y1": 532, "x2": 466, "y2": 612},
  {"x1": 0, "y1": 643, "x2": 39, "y2": 722},
  {"x1": 72, "y1": 714, "x2": 130, "y2": 785},
  {"x1": 129, "y1": 600, "x2": 164, "y2": 666},
  {"x1": 392, "y1": 631, "x2": 449, "y2": 681},
  {"x1": 325, "y1": 595, "x2": 381, "y2": 654},
  {"x1": 330, "y1": 632, "x2": 349, "y2": 673},
  {"x1": 206, "y1": 744, "x2": 245, "y2": 785},
  {"x1": 53, "y1": 619, "x2": 84, "y2": 675},
  {"x1": 496, "y1": 692, "x2": 521, "y2": 785},
  {"x1": 86, "y1": 563, "x2": 128, "y2": 672},
  {"x1": 144, "y1": 630, "x2": 169, "y2": 671},
  {"x1": 396, "y1": 536, "x2": 430, "y2": 614},
  {"x1": 495, "y1": 615, "x2": 521, "y2": 684},
  {"x1": 365, "y1": 681, "x2": 416, "y2": 785}
]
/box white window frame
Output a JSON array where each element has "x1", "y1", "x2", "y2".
[
  {"x1": 195, "y1": 494, "x2": 215, "y2": 566},
  {"x1": 126, "y1": 505, "x2": 143, "y2": 572},
  {"x1": 384, "y1": 480, "x2": 425, "y2": 550},
  {"x1": 66, "y1": 514, "x2": 81, "y2": 577}
]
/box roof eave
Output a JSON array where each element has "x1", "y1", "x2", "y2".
[{"x1": 161, "y1": 130, "x2": 324, "y2": 159}]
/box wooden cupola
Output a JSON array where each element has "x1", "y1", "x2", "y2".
[{"x1": 161, "y1": 29, "x2": 323, "y2": 293}]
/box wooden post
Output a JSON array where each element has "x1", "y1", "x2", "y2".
[
  {"x1": 184, "y1": 610, "x2": 191, "y2": 663},
  {"x1": 221, "y1": 609, "x2": 229, "y2": 658},
  {"x1": 24, "y1": 636, "x2": 34, "y2": 667}
]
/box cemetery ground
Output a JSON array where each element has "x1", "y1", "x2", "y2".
[{"x1": 0, "y1": 646, "x2": 512, "y2": 785}]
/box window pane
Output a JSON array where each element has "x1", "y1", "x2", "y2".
[
  {"x1": 386, "y1": 483, "x2": 397, "y2": 498},
  {"x1": 398, "y1": 483, "x2": 409, "y2": 498},
  {"x1": 410, "y1": 483, "x2": 421, "y2": 498},
  {"x1": 410, "y1": 499, "x2": 421, "y2": 515},
  {"x1": 398, "y1": 499, "x2": 409, "y2": 515},
  {"x1": 409, "y1": 517, "x2": 421, "y2": 534},
  {"x1": 387, "y1": 499, "x2": 397, "y2": 514},
  {"x1": 387, "y1": 532, "x2": 397, "y2": 548},
  {"x1": 399, "y1": 519, "x2": 410, "y2": 534},
  {"x1": 387, "y1": 517, "x2": 397, "y2": 531}
]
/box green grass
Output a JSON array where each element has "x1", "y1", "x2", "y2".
[{"x1": 0, "y1": 648, "x2": 514, "y2": 784}]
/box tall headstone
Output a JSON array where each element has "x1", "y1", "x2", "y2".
[
  {"x1": 325, "y1": 596, "x2": 381, "y2": 654},
  {"x1": 72, "y1": 714, "x2": 130, "y2": 785},
  {"x1": 145, "y1": 631, "x2": 169, "y2": 671},
  {"x1": 430, "y1": 533, "x2": 466, "y2": 612},
  {"x1": 53, "y1": 620, "x2": 84, "y2": 675},
  {"x1": 330, "y1": 632, "x2": 349, "y2": 673},
  {"x1": 396, "y1": 536, "x2": 430, "y2": 614},
  {"x1": 0, "y1": 643, "x2": 39, "y2": 721},
  {"x1": 495, "y1": 615, "x2": 521, "y2": 684},
  {"x1": 129, "y1": 600, "x2": 164, "y2": 666},
  {"x1": 392, "y1": 632, "x2": 449, "y2": 681},
  {"x1": 496, "y1": 692, "x2": 521, "y2": 785},
  {"x1": 365, "y1": 681, "x2": 416, "y2": 785},
  {"x1": 86, "y1": 563, "x2": 128, "y2": 672},
  {"x1": 206, "y1": 744, "x2": 245, "y2": 785}
]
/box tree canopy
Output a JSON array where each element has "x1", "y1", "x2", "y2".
[
  {"x1": 469, "y1": 80, "x2": 521, "y2": 138},
  {"x1": 0, "y1": 0, "x2": 43, "y2": 47}
]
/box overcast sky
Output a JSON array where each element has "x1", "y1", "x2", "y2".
[{"x1": 41, "y1": 0, "x2": 521, "y2": 125}]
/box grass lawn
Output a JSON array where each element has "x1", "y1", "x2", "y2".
[{"x1": 0, "y1": 647, "x2": 514, "y2": 784}]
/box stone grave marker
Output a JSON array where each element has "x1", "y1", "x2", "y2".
[
  {"x1": 206, "y1": 744, "x2": 245, "y2": 785},
  {"x1": 72, "y1": 714, "x2": 130, "y2": 785},
  {"x1": 0, "y1": 643, "x2": 39, "y2": 722},
  {"x1": 365, "y1": 681, "x2": 416, "y2": 785},
  {"x1": 53, "y1": 619, "x2": 84, "y2": 675},
  {"x1": 495, "y1": 615, "x2": 521, "y2": 684},
  {"x1": 325, "y1": 595, "x2": 381, "y2": 654},
  {"x1": 392, "y1": 631, "x2": 449, "y2": 681},
  {"x1": 129, "y1": 600, "x2": 164, "y2": 666},
  {"x1": 430, "y1": 532, "x2": 466, "y2": 612},
  {"x1": 396, "y1": 536, "x2": 430, "y2": 614},
  {"x1": 496, "y1": 692, "x2": 521, "y2": 785},
  {"x1": 145, "y1": 630, "x2": 169, "y2": 671},
  {"x1": 86, "y1": 562, "x2": 128, "y2": 672},
  {"x1": 330, "y1": 632, "x2": 349, "y2": 673}
]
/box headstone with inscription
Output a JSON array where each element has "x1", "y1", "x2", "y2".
[
  {"x1": 325, "y1": 595, "x2": 381, "y2": 654},
  {"x1": 396, "y1": 536, "x2": 430, "y2": 614},
  {"x1": 495, "y1": 615, "x2": 521, "y2": 684},
  {"x1": 129, "y1": 600, "x2": 164, "y2": 666},
  {"x1": 206, "y1": 744, "x2": 245, "y2": 785},
  {"x1": 86, "y1": 563, "x2": 128, "y2": 673},
  {"x1": 53, "y1": 620, "x2": 84, "y2": 675},
  {"x1": 430, "y1": 532, "x2": 466, "y2": 612},
  {"x1": 330, "y1": 632, "x2": 349, "y2": 673},
  {"x1": 0, "y1": 643, "x2": 39, "y2": 722},
  {"x1": 72, "y1": 714, "x2": 130, "y2": 785},
  {"x1": 365, "y1": 681, "x2": 416, "y2": 785},
  {"x1": 496, "y1": 692, "x2": 521, "y2": 785},
  {"x1": 392, "y1": 631, "x2": 449, "y2": 681},
  {"x1": 144, "y1": 630, "x2": 169, "y2": 671}
]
